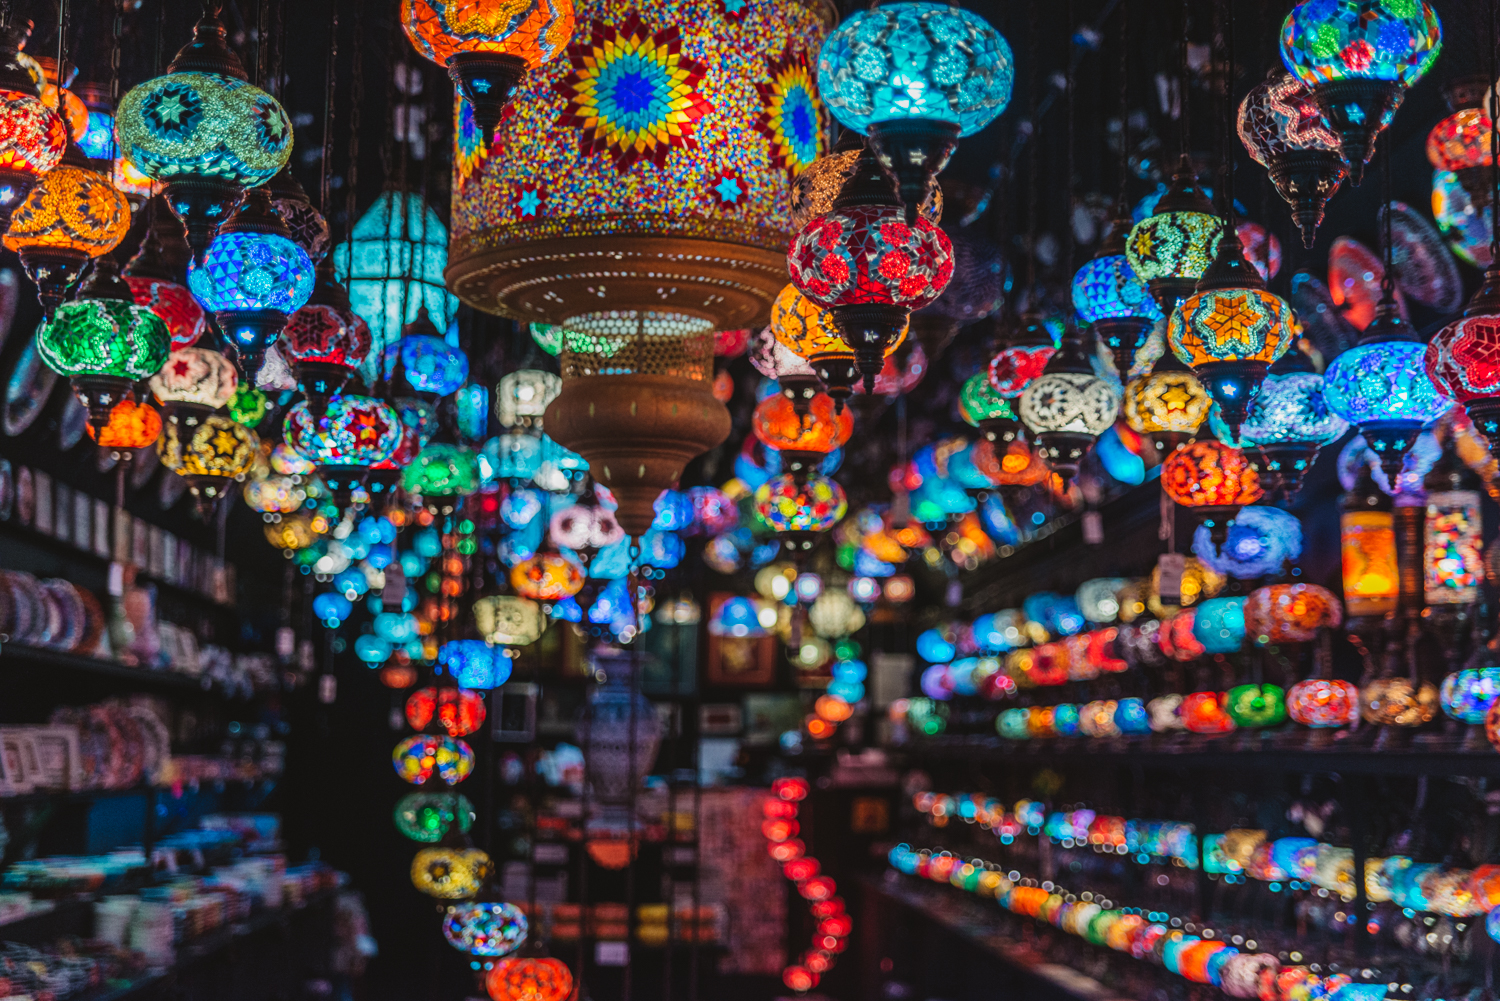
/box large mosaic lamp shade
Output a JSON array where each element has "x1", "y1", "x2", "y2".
[
  {"x1": 113, "y1": 1, "x2": 293, "y2": 259},
  {"x1": 1279, "y1": 0, "x2": 1441, "y2": 187},
  {"x1": 1018, "y1": 324, "x2": 1120, "y2": 483},
  {"x1": 1167, "y1": 225, "x2": 1294, "y2": 436},
  {"x1": 446, "y1": 0, "x2": 833, "y2": 338},
  {"x1": 1426, "y1": 271, "x2": 1500, "y2": 454},
  {"x1": 0, "y1": 22, "x2": 66, "y2": 228},
  {"x1": 1238, "y1": 69, "x2": 1345, "y2": 248},
  {"x1": 188, "y1": 187, "x2": 315, "y2": 378},
  {"x1": 402, "y1": 0, "x2": 575, "y2": 142},
  {"x1": 1074, "y1": 219, "x2": 1163, "y2": 375},
  {"x1": 3, "y1": 143, "x2": 131, "y2": 316},
  {"x1": 787, "y1": 146, "x2": 953, "y2": 392},
  {"x1": 544, "y1": 328, "x2": 731, "y2": 537},
  {"x1": 1325, "y1": 294, "x2": 1451, "y2": 485},
  {"x1": 37, "y1": 256, "x2": 170, "y2": 430},
  {"x1": 1126, "y1": 159, "x2": 1222, "y2": 315},
  {"x1": 816, "y1": 2, "x2": 1013, "y2": 223}
]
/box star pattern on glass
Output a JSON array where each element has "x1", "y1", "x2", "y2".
[
  {"x1": 515, "y1": 183, "x2": 546, "y2": 219},
  {"x1": 709, "y1": 169, "x2": 745, "y2": 207},
  {"x1": 754, "y1": 46, "x2": 826, "y2": 178}
]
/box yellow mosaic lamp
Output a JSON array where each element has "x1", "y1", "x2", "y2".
[{"x1": 446, "y1": 0, "x2": 834, "y2": 336}]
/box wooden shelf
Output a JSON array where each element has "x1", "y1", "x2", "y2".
[{"x1": 0, "y1": 644, "x2": 263, "y2": 700}]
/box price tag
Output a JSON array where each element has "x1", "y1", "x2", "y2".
[
  {"x1": 1082, "y1": 511, "x2": 1103, "y2": 545},
  {"x1": 533, "y1": 843, "x2": 570, "y2": 865},
  {"x1": 107, "y1": 561, "x2": 125, "y2": 597},
  {"x1": 594, "y1": 941, "x2": 629, "y2": 966},
  {"x1": 276, "y1": 627, "x2": 295, "y2": 659},
  {"x1": 1157, "y1": 553, "x2": 1185, "y2": 605},
  {"x1": 319, "y1": 674, "x2": 337, "y2": 704}
]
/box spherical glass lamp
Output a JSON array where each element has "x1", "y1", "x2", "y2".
[
  {"x1": 443, "y1": 901, "x2": 529, "y2": 957},
  {"x1": 0, "y1": 27, "x2": 67, "y2": 229},
  {"x1": 1193, "y1": 505, "x2": 1303, "y2": 580},
  {"x1": 1238, "y1": 69, "x2": 1345, "y2": 247},
  {"x1": 395, "y1": 792, "x2": 476, "y2": 843},
  {"x1": 1073, "y1": 220, "x2": 1163, "y2": 374},
  {"x1": 1287, "y1": 678, "x2": 1359, "y2": 727},
  {"x1": 1280, "y1": 0, "x2": 1441, "y2": 186},
  {"x1": 125, "y1": 210, "x2": 207, "y2": 349},
  {"x1": 156, "y1": 412, "x2": 257, "y2": 516},
  {"x1": 37, "y1": 257, "x2": 170, "y2": 429},
  {"x1": 511, "y1": 550, "x2": 585, "y2": 600},
  {"x1": 496, "y1": 369, "x2": 561, "y2": 430},
  {"x1": 1126, "y1": 160, "x2": 1222, "y2": 313},
  {"x1": 1018, "y1": 327, "x2": 1121, "y2": 483},
  {"x1": 284, "y1": 396, "x2": 402, "y2": 505},
  {"x1": 1161, "y1": 440, "x2": 1263, "y2": 551},
  {"x1": 1426, "y1": 295, "x2": 1500, "y2": 455},
  {"x1": 280, "y1": 260, "x2": 372, "y2": 414},
  {"x1": 786, "y1": 148, "x2": 952, "y2": 391},
  {"x1": 817, "y1": 3, "x2": 1013, "y2": 221},
  {"x1": 772, "y1": 280, "x2": 906, "y2": 409},
  {"x1": 113, "y1": 4, "x2": 293, "y2": 258},
  {"x1": 188, "y1": 187, "x2": 315, "y2": 378},
  {"x1": 1324, "y1": 297, "x2": 1451, "y2": 486},
  {"x1": 403, "y1": 0, "x2": 574, "y2": 143},
  {"x1": 266, "y1": 168, "x2": 330, "y2": 262},
  {"x1": 403, "y1": 442, "x2": 482, "y2": 504},
  {"x1": 752, "y1": 391, "x2": 853, "y2": 479},
  {"x1": 1245, "y1": 583, "x2": 1342, "y2": 644},
  {"x1": 958, "y1": 372, "x2": 1019, "y2": 444},
  {"x1": 1123, "y1": 354, "x2": 1211, "y2": 456},
  {"x1": 384, "y1": 314, "x2": 470, "y2": 397},
  {"x1": 1167, "y1": 225, "x2": 1296, "y2": 436},
  {"x1": 4, "y1": 147, "x2": 131, "y2": 315},
  {"x1": 484, "y1": 957, "x2": 574, "y2": 1001},
  {"x1": 85, "y1": 398, "x2": 162, "y2": 454},
  {"x1": 411, "y1": 846, "x2": 493, "y2": 899},
  {"x1": 755, "y1": 473, "x2": 847, "y2": 555},
  {"x1": 149, "y1": 345, "x2": 238, "y2": 428}
]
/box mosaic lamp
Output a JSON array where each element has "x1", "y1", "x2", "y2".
[
  {"x1": 988, "y1": 310, "x2": 1058, "y2": 402},
  {"x1": 37, "y1": 256, "x2": 169, "y2": 430},
  {"x1": 1280, "y1": 0, "x2": 1441, "y2": 186},
  {"x1": 959, "y1": 370, "x2": 1019, "y2": 445},
  {"x1": 443, "y1": 901, "x2": 528, "y2": 958},
  {"x1": 752, "y1": 390, "x2": 853, "y2": 481},
  {"x1": 1018, "y1": 324, "x2": 1120, "y2": 483},
  {"x1": 403, "y1": 0, "x2": 574, "y2": 142},
  {"x1": 4, "y1": 143, "x2": 130, "y2": 316},
  {"x1": 1425, "y1": 267, "x2": 1500, "y2": 453},
  {"x1": 1325, "y1": 293, "x2": 1451, "y2": 486},
  {"x1": 755, "y1": 472, "x2": 847, "y2": 557},
  {"x1": 1209, "y1": 347, "x2": 1348, "y2": 502},
  {"x1": 771, "y1": 283, "x2": 904, "y2": 407},
  {"x1": 1074, "y1": 219, "x2": 1163, "y2": 375},
  {"x1": 511, "y1": 549, "x2": 586, "y2": 601},
  {"x1": 1238, "y1": 69, "x2": 1345, "y2": 248},
  {"x1": 544, "y1": 328, "x2": 731, "y2": 537},
  {"x1": 124, "y1": 208, "x2": 208, "y2": 349},
  {"x1": 817, "y1": 2, "x2": 1013, "y2": 223},
  {"x1": 279, "y1": 259, "x2": 373, "y2": 415},
  {"x1": 485, "y1": 957, "x2": 574, "y2": 1001},
  {"x1": 0, "y1": 22, "x2": 66, "y2": 228},
  {"x1": 149, "y1": 344, "x2": 238, "y2": 432},
  {"x1": 402, "y1": 442, "x2": 482, "y2": 507},
  {"x1": 284, "y1": 396, "x2": 402, "y2": 506},
  {"x1": 496, "y1": 369, "x2": 561, "y2": 429},
  {"x1": 157, "y1": 411, "x2": 257, "y2": 516},
  {"x1": 188, "y1": 187, "x2": 314, "y2": 378},
  {"x1": 266, "y1": 168, "x2": 330, "y2": 263},
  {"x1": 787, "y1": 147, "x2": 953, "y2": 392},
  {"x1": 447, "y1": 0, "x2": 832, "y2": 338},
  {"x1": 1124, "y1": 352, "x2": 1211, "y2": 457},
  {"x1": 1126, "y1": 158, "x2": 1222, "y2": 314},
  {"x1": 113, "y1": 2, "x2": 292, "y2": 259},
  {"x1": 1161, "y1": 439, "x2": 1264, "y2": 550},
  {"x1": 750, "y1": 323, "x2": 822, "y2": 415},
  {"x1": 85, "y1": 398, "x2": 163, "y2": 454},
  {"x1": 395, "y1": 792, "x2": 476, "y2": 843},
  {"x1": 1167, "y1": 224, "x2": 1295, "y2": 437}
]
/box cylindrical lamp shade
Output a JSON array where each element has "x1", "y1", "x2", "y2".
[
  {"x1": 446, "y1": 0, "x2": 834, "y2": 333},
  {"x1": 1341, "y1": 509, "x2": 1398, "y2": 617}
]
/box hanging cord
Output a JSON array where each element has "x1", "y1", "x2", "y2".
[
  {"x1": 1222, "y1": 0, "x2": 1235, "y2": 232},
  {"x1": 1381, "y1": 136, "x2": 1395, "y2": 300},
  {"x1": 53, "y1": 0, "x2": 66, "y2": 117},
  {"x1": 272, "y1": 0, "x2": 285, "y2": 100},
  {"x1": 320, "y1": 0, "x2": 338, "y2": 227},
  {"x1": 1179, "y1": 0, "x2": 1190, "y2": 162},
  {"x1": 1025, "y1": 0, "x2": 1039, "y2": 296},
  {"x1": 1489, "y1": 0, "x2": 1498, "y2": 267},
  {"x1": 1063, "y1": 0, "x2": 1074, "y2": 285},
  {"x1": 255, "y1": 0, "x2": 266, "y2": 88},
  {"x1": 107, "y1": 0, "x2": 122, "y2": 161},
  {"x1": 1116, "y1": 0, "x2": 1128, "y2": 215}
]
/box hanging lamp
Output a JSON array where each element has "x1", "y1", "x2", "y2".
[
  {"x1": 1074, "y1": 218, "x2": 1162, "y2": 376},
  {"x1": 125, "y1": 203, "x2": 208, "y2": 349},
  {"x1": 1238, "y1": 69, "x2": 1346, "y2": 248},
  {"x1": 1018, "y1": 322, "x2": 1120, "y2": 484},
  {"x1": 1126, "y1": 158, "x2": 1222, "y2": 316},
  {"x1": 0, "y1": 16, "x2": 65, "y2": 229},
  {"x1": 1123, "y1": 351, "x2": 1211, "y2": 458}
]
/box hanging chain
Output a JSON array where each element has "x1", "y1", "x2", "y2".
[
  {"x1": 54, "y1": 0, "x2": 67, "y2": 117},
  {"x1": 1221, "y1": 0, "x2": 1235, "y2": 231},
  {"x1": 1063, "y1": 0, "x2": 1074, "y2": 285},
  {"x1": 1025, "y1": 0, "x2": 1038, "y2": 296},
  {"x1": 108, "y1": 0, "x2": 122, "y2": 161},
  {"x1": 321, "y1": 0, "x2": 338, "y2": 226},
  {"x1": 1116, "y1": 0, "x2": 1128, "y2": 214},
  {"x1": 1381, "y1": 136, "x2": 1395, "y2": 300},
  {"x1": 1489, "y1": 0, "x2": 1498, "y2": 267}
]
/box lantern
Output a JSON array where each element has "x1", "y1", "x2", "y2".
[
  {"x1": 393, "y1": 734, "x2": 476, "y2": 785},
  {"x1": 1073, "y1": 220, "x2": 1163, "y2": 374},
  {"x1": 266, "y1": 167, "x2": 330, "y2": 262},
  {"x1": 125, "y1": 210, "x2": 208, "y2": 349},
  {"x1": 0, "y1": 26, "x2": 66, "y2": 228},
  {"x1": 511, "y1": 550, "x2": 586, "y2": 600},
  {"x1": 85, "y1": 399, "x2": 162, "y2": 453},
  {"x1": 472, "y1": 597, "x2": 545, "y2": 648},
  {"x1": 404, "y1": 0, "x2": 574, "y2": 142},
  {"x1": 755, "y1": 473, "x2": 847, "y2": 555},
  {"x1": 443, "y1": 902, "x2": 528, "y2": 958},
  {"x1": 1167, "y1": 226, "x2": 1295, "y2": 436},
  {"x1": 1341, "y1": 502, "x2": 1399, "y2": 620},
  {"x1": 1245, "y1": 583, "x2": 1342, "y2": 644},
  {"x1": 333, "y1": 192, "x2": 459, "y2": 365},
  {"x1": 750, "y1": 323, "x2": 820, "y2": 410},
  {"x1": 1161, "y1": 440, "x2": 1263, "y2": 549},
  {"x1": 37, "y1": 258, "x2": 170, "y2": 429},
  {"x1": 189, "y1": 187, "x2": 315, "y2": 377},
  {"x1": 157, "y1": 413, "x2": 257, "y2": 515},
  {"x1": 1125, "y1": 160, "x2": 1222, "y2": 313},
  {"x1": 1123, "y1": 354, "x2": 1211, "y2": 456},
  {"x1": 987, "y1": 311, "x2": 1058, "y2": 407},
  {"x1": 808, "y1": 590, "x2": 865, "y2": 639},
  {"x1": 959, "y1": 371, "x2": 1019, "y2": 445},
  {"x1": 1193, "y1": 505, "x2": 1302, "y2": 580},
  {"x1": 411, "y1": 846, "x2": 493, "y2": 899},
  {"x1": 149, "y1": 346, "x2": 238, "y2": 420},
  {"x1": 1181, "y1": 692, "x2": 1236, "y2": 734},
  {"x1": 403, "y1": 443, "x2": 482, "y2": 504},
  {"x1": 485, "y1": 958, "x2": 574, "y2": 1001},
  {"x1": 384, "y1": 317, "x2": 470, "y2": 397},
  {"x1": 395, "y1": 792, "x2": 476, "y2": 842},
  {"x1": 263, "y1": 512, "x2": 317, "y2": 550},
  {"x1": 284, "y1": 396, "x2": 402, "y2": 505},
  {"x1": 1424, "y1": 486, "x2": 1482, "y2": 605},
  {"x1": 280, "y1": 262, "x2": 373, "y2": 414},
  {"x1": 1192, "y1": 597, "x2": 1246, "y2": 655},
  {"x1": 752, "y1": 391, "x2": 852, "y2": 479},
  {"x1": 816, "y1": 2, "x2": 1012, "y2": 221},
  {"x1": 1324, "y1": 298, "x2": 1451, "y2": 485},
  {"x1": 1018, "y1": 326, "x2": 1121, "y2": 483},
  {"x1": 1279, "y1": 0, "x2": 1441, "y2": 186},
  {"x1": 1238, "y1": 69, "x2": 1345, "y2": 247},
  {"x1": 407, "y1": 688, "x2": 488, "y2": 737},
  {"x1": 497, "y1": 370, "x2": 562, "y2": 429},
  {"x1": 1287, "y1": 679, "x2": 1360, "y2": 727},
  {"x1": 1441, "y1": 668, "x2": 1500, "y2": 724},
  {"x1": 1361, "y1": 676, "x2": 1439, "y2": 727},
  {"x1": 4, "y1": 147, "x2": 131, "y2": 315},
  {"x1": 786, "y1": 147, "x2": 953, "y2": 392},
  {"x1": 771, "y1": 282, "x2": 905, "y2": 407},
  {"x1": 1426, "y1": 287, "x2": 1500, "y2": 454},
  {"x1": 113, "y1": 3, "x2": 293, "y2": 258}
]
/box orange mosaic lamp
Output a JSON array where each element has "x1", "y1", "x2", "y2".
[
  {"x1": 1160, "y1": 439, "x2": 1263, "y2": 551},
  {"x1": 85, "y1": 399, "x2": 162, "y2": 454},
  {"x1": 752, "y1": 391, "x2": 852, "y2": 481},
  {"x1": 772, "y1": 284, "x2": 906, "y2": 408},
  {"x1": 0, "y1": 25, "x2": 65, "y2": 229},
  {"x1": 403, "y1": 0, "x2": 575, "y2": 141},
  {"x1": 973, "y1": 436, "x2": 1049, "y2": 487},
  {"x1": 485, "y1": 957, "x2": 574, "y2": 1001},
  {"x1": 509, "y1": 549, "x2": 585, "y2": 601}
]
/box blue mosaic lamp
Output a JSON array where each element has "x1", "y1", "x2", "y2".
[
  {"x1": 1192, "y1": 506, "x2": 1304, "y2": 580},
  {"x1": 1323, "y1": 295, "x2": 1451, "y2": 486},
  {"x1": 383, "y1": 307, "x2": 469, "y2": 397},
  {"x1": 1073, "y1": 219, "x2": 1163, "y2": 375},
  {"x1": 817, "y1": 2, "x2": 1013, "y2": 221},
  {"x1": 188, "y1": 187, "x2": 314, "y2": 379},
  {"x1": 1279, "y1": 0, "x2": 1442, "y2": 186},
  {"x1": 1192, "y1": 597, "x2": 1247, "y2": 654}
]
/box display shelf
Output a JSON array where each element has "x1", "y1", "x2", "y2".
[
  {"x1": 863, "y1": 874, "x2": 1131, "y2": 1001},
  {"x1": 0, "y1": 644, "x2": 260, "y2": 699},
  {"x1": 0, "y1": 784, "x2": 154, "y2": 809},
  {"x1": 899, "y1": 734, "x2": 1500, "y2": 777}
]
